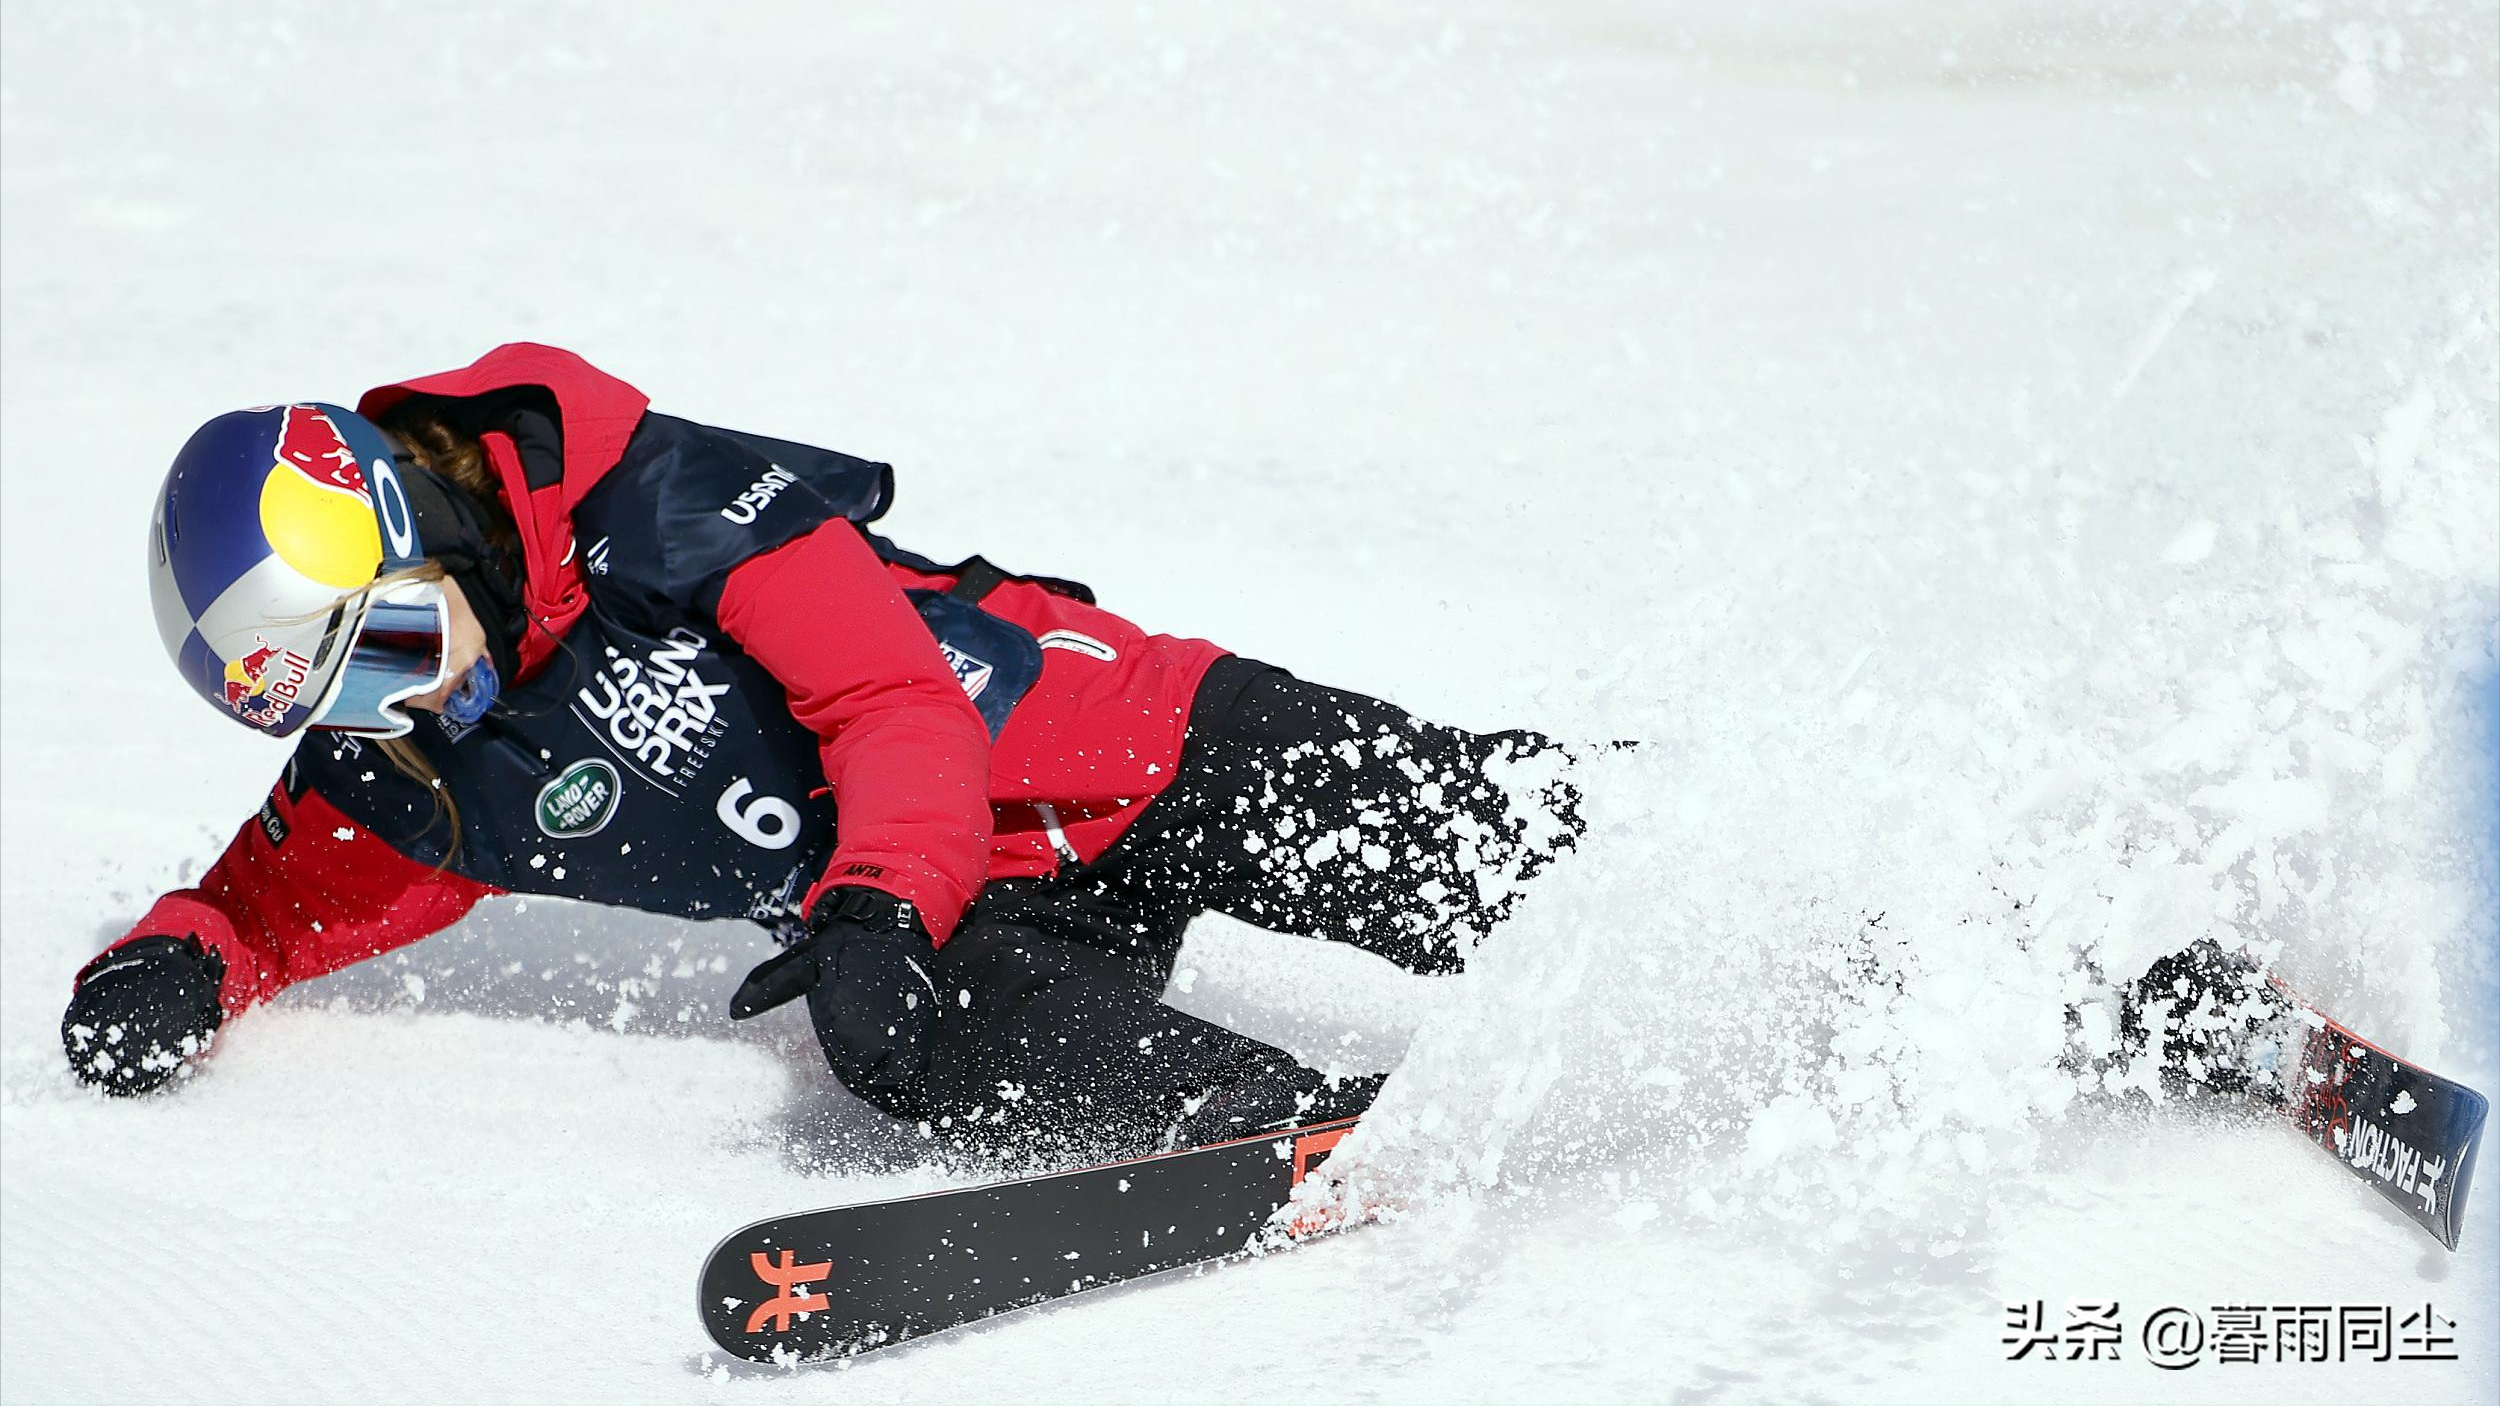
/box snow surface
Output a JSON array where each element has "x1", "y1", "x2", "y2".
[{"x1": 4, "y1": 0, "x2": 2496, "y2": 1401}]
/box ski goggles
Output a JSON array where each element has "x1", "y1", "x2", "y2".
[{"x1": 304, "y1": 578, "x2": 455, "y2": 738}]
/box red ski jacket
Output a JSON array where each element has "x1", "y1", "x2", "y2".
[{"x1": 103, "y1": 345, "x2": 1227, "y2": 1016}]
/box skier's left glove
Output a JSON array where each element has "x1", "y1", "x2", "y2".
[
  {"x1": 728, "y1": 886, "x2": 941, "y2": 1089},
  {"x1": 61, "y1": 934, "x2": 227, "y2": 1096}
]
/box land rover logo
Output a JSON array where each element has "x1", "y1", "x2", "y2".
[{"x1": 536, "y1": 759, "x2": 621, "y2": 838}]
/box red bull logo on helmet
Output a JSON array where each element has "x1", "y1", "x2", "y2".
[
  {"x1": 221, "y1": 632, "x2": 315, "y2": 727},
  {"x1": 222, "y1": 637, "x2": 283, "y2": 706},
  {"x1": 276, "y1": 405, "x2": 370, "y2": 498},
  {"x1": 258, "y1": 406, "x2": 385, "y2": 590}
]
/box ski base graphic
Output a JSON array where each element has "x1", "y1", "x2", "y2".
[
  {"x1": 2273, "y1": 983, "x2": 2488, "y2": 1251},
  {"x1": 700, "y1": 1117, "x2": 1361, "y2": 1364}
]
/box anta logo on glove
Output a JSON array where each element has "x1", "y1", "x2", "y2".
[{"x1": 719, "y1": 465, "x2": 801, "y2": 525}]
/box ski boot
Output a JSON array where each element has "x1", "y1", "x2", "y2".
[
  {"x1": 2118, "y1": 938, "x2": 2304, "y2": 1102},
  {"x1": 1169, "y1": 1062, "x2": 1385, "y2": 1150}
]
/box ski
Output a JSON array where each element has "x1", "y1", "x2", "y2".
[
  {"x1": 2270, "y1": 979, "x2": 2488, "y2": 1250},
  {"x1": 698, "y1": 1117, "x2": 1366, "y2": 1364}
]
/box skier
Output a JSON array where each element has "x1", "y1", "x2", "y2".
[{"x1": 64, "y1": 343, "x2": 1583, "y2": 1156}]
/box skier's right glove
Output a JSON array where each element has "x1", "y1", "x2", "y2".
[
  {"x1": 60, "y1": 935, "x2": 227, "y2": 1096},
  {"x1": 728, "y1": 887, "x2": 941, "y2": 1091}
]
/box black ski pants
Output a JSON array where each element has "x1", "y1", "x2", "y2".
[{"x1": 857, "y1": 656, "x2": 1584, "y2": 1155}]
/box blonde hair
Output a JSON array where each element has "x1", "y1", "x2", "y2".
[
  {"x1": 352, "y1": 403, "x2": 524, "y2": 858},
  {"x1": 377, "y1": 403, "x2": 517, "y2": 552},
  {"x1": 335, "y1": 561, "x2": 467, "y2": 860}
]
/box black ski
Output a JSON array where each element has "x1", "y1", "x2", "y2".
[
  {"x1": 699, "y1": 1117, "x2": 1363, "y2": 1364},
  {"x1": 2271, "y1": 980, "x2": 2488, "y2": 1250}
]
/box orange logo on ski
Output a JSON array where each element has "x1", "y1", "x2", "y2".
[
  {"x1": 1283, "y1": 1123, "x2": 1357, "y2": 1239},
  {"x1": 746, "y1": 1249, "x2": 833, "y2": 1333},
  {"x1": 1290, "y1": 1123, "x2": 1352, "y2": 1184}
]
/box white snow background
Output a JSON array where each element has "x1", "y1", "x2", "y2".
[{"x1": 3, "y1": 1, "x2": 2495, "y2": 1402}]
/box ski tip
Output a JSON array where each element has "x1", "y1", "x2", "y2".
[{"x1": 2437, "y1": 1086, "x2": 2488, "y2": 1251}]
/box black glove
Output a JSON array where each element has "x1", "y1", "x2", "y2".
[
  {"x1": 729, "y1": 887, "x2": 941, "y2": 1089},
  {"x1": 60, "y1": 935, "x2": 226, "y2": 1096}
]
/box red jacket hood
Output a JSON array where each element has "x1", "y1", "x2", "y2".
[
  {"x1": 357, "y1": 343, "x2": 652, "y2": 677},
  {"x1": 357, "y1": 341, "x2": 650, "y2": 513}
]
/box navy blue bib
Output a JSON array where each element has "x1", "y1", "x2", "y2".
[
  {"x1": 291, "y1": 603, "x2": 839, "y2": 938},
  {"x1": 279, "y1": 404, "x2": 1090, "y2": 937}
]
